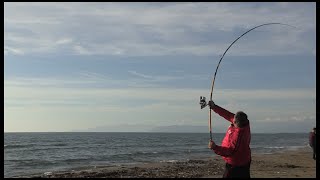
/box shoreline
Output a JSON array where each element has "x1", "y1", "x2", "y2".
[{"x1": 17, "y1": 147, "x2": 316, "y2": 178}]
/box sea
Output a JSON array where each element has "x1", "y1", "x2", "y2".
[{"x1": 4, "y1": 132, "x2": 310, "y2": 178}]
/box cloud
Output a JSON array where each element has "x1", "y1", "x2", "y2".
[
  {"x1": 127, "y1": 70, "x2": 188, "y2": 86},
  {"x1": 56, "y1": 38, "x2": 73, "y2": 45},
  {"x1": 128, "y1": 70, "x2": 153, "y2": 79},
  {"x1": 78, "y1": 71, "x2": 111, "y2": 80},
  {"x1": 4, "y1": 2, "x2": 315, "y2": 57},
  {"x1": 263, "y1": 114, "x2": 315, "y2": 123},
  {"x1": 4, "y1": 46, "x2": 24, "y2": 55}
]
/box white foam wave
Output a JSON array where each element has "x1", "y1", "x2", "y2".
[{"x1": 160, "y1": 160, "x2": 178, "y2": 163}]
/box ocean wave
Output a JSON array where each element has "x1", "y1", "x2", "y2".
[
  {"x1": 50, "y1": 143, "x2": 68, "y2": 147},
  {"x1": 43, "y1": 172, "x2": 53, "y2": 176},
  {"x1": 159, "y1": 159, "x2": 178, "y2": 163},
  {"x1": 107, "y1": 151, "x2": 176, "y2": 161},
  {"x1": 286, "y1": 145, "x2": 307, "y2": 150},
  {"x1": 132, "y1": 151, "x2": 174, "y2": 156},
  {"x1": 265, "y1": 146, "x2": 285, "y2": 149},
  {"x1": 62, "y1": 158, "x2": 91, "y2": 163},
  {"x1": 8, "y1": 159, "x2": 56, "y2": 167},
  {"x1": 252, "y1": 145, "x2": 306, "y2": 150},
  {"x1": 4, "y1": 144, "x2": 34, "y2": 149},
  {"x1": 31, "y1": 146, "x2": 78, "y2": 151}
]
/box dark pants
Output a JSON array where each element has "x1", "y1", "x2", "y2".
[
  {"x1": 312, "y1": 144, "x2": 316, "y2": 160},
  {"x1": 223, "y1": 161, "x2": 251, "y2": 178}
]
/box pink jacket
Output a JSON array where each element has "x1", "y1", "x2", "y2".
[{"x1": 211, "y1": 105, "x2": 251, "y2": 166}]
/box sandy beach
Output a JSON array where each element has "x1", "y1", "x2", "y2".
[{"x1": 25, "y1": 147, "x2": 316, "y2": 178}]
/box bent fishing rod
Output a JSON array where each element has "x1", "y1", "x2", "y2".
[{"x1": 199, "y1": 23, "x2": 296, "y2": 140}]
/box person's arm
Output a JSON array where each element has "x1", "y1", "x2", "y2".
[
  {"x1": 211, "y1": 104, "x2": 235, "y2": 123},
  {"x1": 210, "y1": 130, "x2": 242, "y2": 157}
]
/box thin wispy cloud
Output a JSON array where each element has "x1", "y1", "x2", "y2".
[
  {"x1": 56, "y1": 38, "x2": 73, "y2": 45},
  {"x1": 78, "y1": 71, "x2": 111, "y2": 80},
  {"x1": 263, "y1": 115, "x2": 315, "y2": 123},
  {"x1": 128, "y1": 71, "x2": 153, "y2": 79}
]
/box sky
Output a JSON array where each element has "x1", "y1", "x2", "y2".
[{"x1": 4, "y1": 2, "x2": 316, "y2": 133}]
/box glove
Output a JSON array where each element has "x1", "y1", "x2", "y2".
[
  {"x1": 208, "y1": 100, "x2": 216, "y2": 109},
  {"x1": 208, "y1": 140, "x2": 217, "y2": 150}
]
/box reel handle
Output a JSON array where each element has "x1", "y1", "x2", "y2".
[{"x1": 200, "y1": 96, "x2": 207, "y2": 109}]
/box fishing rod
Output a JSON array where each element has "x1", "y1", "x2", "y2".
[{"x1": 199, "y1": 23, "x2": 296, "y2": 140}]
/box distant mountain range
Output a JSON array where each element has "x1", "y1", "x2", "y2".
[{"x1": 72, "y1": 120, "x2": 315, "y2": 133}]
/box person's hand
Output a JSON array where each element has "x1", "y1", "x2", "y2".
[
  {"x1": 208, "y1": 140, "x2": 216, "y2": 150},
  {"x1": 208, "y1": 100, "x2": 215, "y2": 109}
]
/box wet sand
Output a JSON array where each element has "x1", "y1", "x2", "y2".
[{"x1": 25, "y1": 147, "x2": 316, "y2": 178}]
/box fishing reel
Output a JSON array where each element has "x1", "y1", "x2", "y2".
[{"x1": 200, "y1": 96, "x2": 208, "y2": 109}]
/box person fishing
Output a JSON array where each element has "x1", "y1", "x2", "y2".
[
  {"x1": 309, "y1": 127, "x2": 316, "y2": 160},
  {"x1": 198, "y1": 22, "x2": 295, "y2": 178},
  {"x1": 207, "y1": 100, "x2": 251, "y2": 178}
]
